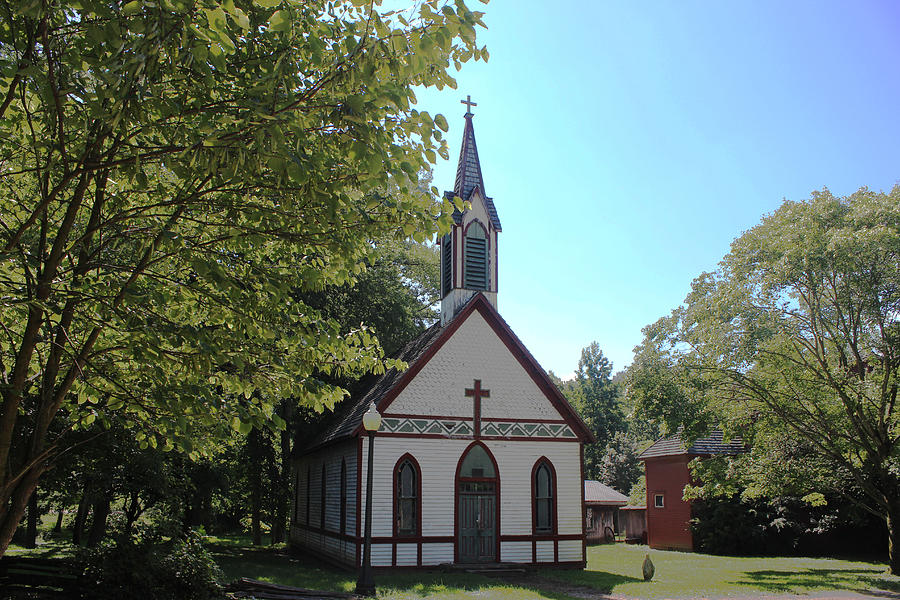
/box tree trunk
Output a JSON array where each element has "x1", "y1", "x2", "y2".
[
  {"x1": 124, "y1": 492, "x2": 141, "y2": 535},
  {"x1": 53, "y1": 506, "x2": 64, "y2": 533},
  {"x1": 86, "y1": 496, "x2": 110, "y2": 548},
  {"x1": 888, "y1": 500, "x2": 900, "y2": 576},
  {"x1": 24, "y1": 489, "x2": 38, "y2": 548},
  {"x1": 271, "y1": 402, "x2": 293, "y2": 545},
  {"x1": 251, "y1": 463, "x2": 262, "y2": 546},
  {"x1": 0, "y1": 470, "x2": 41, "y2": 556},
  {"x1": 72, "y1": 491, "x2": 89, "y2": 545}
]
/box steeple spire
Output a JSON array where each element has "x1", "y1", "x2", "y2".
[
  {"x1": 439, "y1": 96, "x2": 502, "y2": 325},
  {"x1": 453, "y1": 99, "x2": 486, "y2": 204}
]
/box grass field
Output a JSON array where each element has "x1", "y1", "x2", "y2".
[
  {"x1": 543, "y1": 544, "x2": 900, "y2": 598},
  {"x1": 206, "y1": 535, "x2": 900, "y2": 599},
  {"x1": 10, "y1": 530, "x2": 900, "y2": 598}
]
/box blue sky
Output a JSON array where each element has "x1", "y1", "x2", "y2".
[{"x1": 414, "y1": 0, "x2": 900, "y2": 378}]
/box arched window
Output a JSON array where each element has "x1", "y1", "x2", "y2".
[
  {"x1": 532, "y1": 459, "x2": 556, "y2": 535},
  {"x1": 340, "y1": 459, "x2": 347, "y2": 534},
  {"x1": 464, "y1": 222, "x2": 488, "y2": 290},
  {"x1": 394, "y1": 455, "x2": 421, "y2": 537}
]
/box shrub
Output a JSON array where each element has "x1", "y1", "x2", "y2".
[{"x1": 78, "y1": 532, "x2": 224, "y2": 600}]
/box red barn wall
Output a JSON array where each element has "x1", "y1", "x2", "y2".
[{"x1": 644, "y1": 455, "x2": 694, "y2": 551}]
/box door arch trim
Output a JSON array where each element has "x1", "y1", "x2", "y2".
[{"x1": 454, "y1": 441, "x2": 500, "y2": 563}]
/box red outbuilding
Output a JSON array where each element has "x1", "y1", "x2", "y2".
[{"x1": 638, "y1": 431, "x2": 744, "y2": 551}]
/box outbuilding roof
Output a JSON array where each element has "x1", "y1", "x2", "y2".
[
  {"x1": 299, "y1": 293, "x2": 594, "y2": 454},
  {"x1": 638, "y1": 429, "x2": 746, "y2": 460},
  {"x1": 584, "y1": 480, "x2": 629, "y2": 506}
]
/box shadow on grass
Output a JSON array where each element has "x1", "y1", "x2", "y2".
[
  {"x1": 535, "y1": 568, "x2": 643, "y2": 594},
  {"x1": 207, "y1": 539, "x2": 603, "y2": 599},
  {"x1": 734, "y1": 567, "x2": 900, "y2": 595}
]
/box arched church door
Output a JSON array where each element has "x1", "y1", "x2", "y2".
[{"x1": 456, "y1": 443, "x2": 498, "y2": 563}]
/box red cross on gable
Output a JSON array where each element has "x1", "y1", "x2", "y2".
[{"x1": 464, "y1": 379, "x2": 490, "y2": 438}]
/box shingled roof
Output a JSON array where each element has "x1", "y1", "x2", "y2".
[
  {"x1": 444, "y1": 112, "x2": 501, "y2": 231},
  {"x1": 299, "y1": 293, "x2": 593, "y2": 454},
  {"x1": 300, "y1": 317, "x2": 448, "y2": 454},
  {"x1": 584, "y1": 480, "x2": 629, "y2": 506},
  {"x1": 638, "y1": 429, "x2": 746, "y2": 460}
]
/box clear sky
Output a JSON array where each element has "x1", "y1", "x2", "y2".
[{"x1": 414, "y1": 0, "x2": 900, "y2": 378}]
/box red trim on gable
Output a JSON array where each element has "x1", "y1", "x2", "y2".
[
  {"x1": 370, "y1": 294, "x2": 594, "y2": 443},
  {"x1": 471, "y1": 296, "x2": 595, "y2": 442}
]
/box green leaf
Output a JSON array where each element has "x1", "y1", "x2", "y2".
[
  {"x1": 230, "y1": 7, "x2": 250, "y2": 30},
  {"x1": 121, "y1": 0, "x2": 141, "y2": 15},
  {"x1": 434, "y1": 114, "x2": 448, "y2": 132},
  {"x1": 268, "y1": 9, "x2": 290, "y2": 32}
]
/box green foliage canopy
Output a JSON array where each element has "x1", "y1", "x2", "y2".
[
  {"x1": 629, "y1": 186, "x2": 900, "y2": 571},
  {"x1": 0, "y1": 0, "x2": 488, "y2": 555}
]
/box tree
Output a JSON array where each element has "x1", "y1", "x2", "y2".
[
  {"x1": 572, "y1": 342, "x2": 626, "y2": 479},
  {"x1": 629, "y1": 186, "x2": 900, "y2": 573},
  {"x1": 596, "y1": 431, "x2": 642, "y2": 494},
  {"x1": 0, "y1": 0, "x2": 488, "y2": 556}
]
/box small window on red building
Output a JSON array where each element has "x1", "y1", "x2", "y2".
[{"x1": 654, "y1": 493, "x2": 664, "y2": 508}]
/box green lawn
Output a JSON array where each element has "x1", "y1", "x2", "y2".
[
  {"x1": 11, "y1": 531, "x2": 900, "y2": 599},
  {"x1": 208, "y1": 535, "x2": 556, "y2": 599},
  {"x1": 207, "y1": 535, "x2": 900, "y2": 599},
  {"x1": 543, "y1": 544, "x2": 900, "y2": 599}
]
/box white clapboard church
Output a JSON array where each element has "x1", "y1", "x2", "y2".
[{"x1": 290, "y1": 100, "x2": 593, "y2": 568}]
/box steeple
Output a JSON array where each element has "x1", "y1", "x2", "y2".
[
  {"x1": 439, "y1": 97, "x2": 501, "y2": 325},
  {"x1": 454, "y1": 96, "x2": 486, "y2": 203}
]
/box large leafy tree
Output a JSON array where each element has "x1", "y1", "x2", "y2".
[
  {"x1": 0, "y1": 0, "x2": 487, "y2": 555},
  {"x1": 630, "y1": 186, "x2": 900, "y2": 573},
  {"x1": 571, "y1": 342, "x2": 626, "y2": 479}
]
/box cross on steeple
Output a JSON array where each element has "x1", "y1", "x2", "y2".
[
  {"x1": 464, "y1": 379, "x2": 490, "y2": 437},
  {"x1": 461, "y1": 95, "x2": 477, "y2": 115}
]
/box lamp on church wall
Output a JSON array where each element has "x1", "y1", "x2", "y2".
[{"x1": 356, "y1": 401, "x2": 381, "y2": 596}]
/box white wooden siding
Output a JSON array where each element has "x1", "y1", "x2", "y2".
[
  {"x1": 558, "y1": 540, "x2": 582, "y2": 562},
  {"x1": 290, "y1": 440, "x2": 358, "y2": 565},
  {"x1": 360, "y1": 437, "x2": 581, "y2": 565},
  {"x1": 388, "y1": 310, "x2": 567, "y2": 421},
  {"x1": 536, "y1": 540, "x2": 554, "y2": 562},
  {"x1": 501, "y1": 541, "x2": 531, "y2": 562},
  {"x1": 396, "y1": 543, "x2": 417, "y2": 566},
  {"x1": 422, "y1": 543, "x2": 453, "y2": 564}
]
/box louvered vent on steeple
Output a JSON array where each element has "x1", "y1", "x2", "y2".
[
  {"x1": 439, "y1": 95, "x2": 501, "y2": 325},
  {"x1": 464, "y1": 224, "x2": 487, "y2": 290},
  {"x1": 441, "y1": 233, "x2": 453, "y2": 296}
]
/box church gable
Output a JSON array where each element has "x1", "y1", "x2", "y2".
[{"x1": 380, "y1": 295, "x2": 591, "y2": 442}]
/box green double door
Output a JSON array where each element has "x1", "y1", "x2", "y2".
[{"x1": 457, "y1": 481, "x2": 496, "y2": 563}]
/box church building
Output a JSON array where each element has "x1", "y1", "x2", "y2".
[{"x1": 290, "y1": 100, "x2": 593, "y2": 568}]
